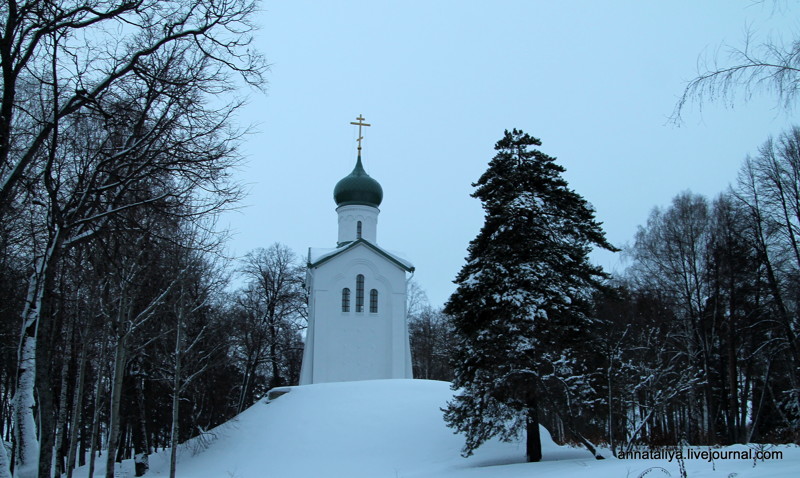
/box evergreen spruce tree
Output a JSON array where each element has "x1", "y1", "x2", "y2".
[{"x1": 443, "y1": 129, "x2": 617, "y2": 462}]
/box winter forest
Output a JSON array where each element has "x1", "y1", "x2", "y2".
[{"x1": 2, "y1": 1, "x2": 800, "y2": 478}]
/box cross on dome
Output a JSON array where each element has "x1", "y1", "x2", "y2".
[{"x1": 350, "y1": 114, "x2": 371, "y2": 152}]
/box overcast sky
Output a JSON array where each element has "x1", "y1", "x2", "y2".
[{"x1": 221, "y1": 1, "x2": 798, "y2": 307}]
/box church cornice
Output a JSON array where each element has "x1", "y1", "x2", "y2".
[{"x1": 308, "y1": 238, "x2": 415, "y2": 273}]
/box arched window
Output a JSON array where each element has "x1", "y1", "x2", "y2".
[
  {"x1": 357, "y1": 221, "x2": 362, "y2": 239},
  {"x1": 342, "y1": 288, "x2": 350, "y2": 312},
  {"x1": 370, "y1": 289, "x2": 378, "y2": 313},
  {"x1": 356, "y1": 274, "x2": 365, "y2": 312}
]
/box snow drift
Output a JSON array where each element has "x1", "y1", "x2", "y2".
[{"x1": 78, "y1": 379, "x2": 798, "y2": 478}]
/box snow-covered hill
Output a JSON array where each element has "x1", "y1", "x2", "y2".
[{"x1": 81, "y1": 379, "x2": 798, "y2": 477}]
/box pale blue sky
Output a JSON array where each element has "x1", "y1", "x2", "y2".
[{"x1": 222, "y1": 1, "x2": 797, "y2": 307}]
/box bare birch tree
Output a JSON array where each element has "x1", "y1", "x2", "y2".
[
  {"x1": 1, "y1": 2, "x2": 264, "y2": 475},
  {"x1": 0, "y1": 0, "x2": 265, "y2": 214},
  {"x1": 672, "y1": 3, "x2": 799, "y2": 121},
  {"x1": 239, "y1": 244, "x2": 306, "y2": 390}
]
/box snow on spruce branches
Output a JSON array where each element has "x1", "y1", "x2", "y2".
[{"x1": 443, "y1": 129, "x2": 617, "y2": 462}]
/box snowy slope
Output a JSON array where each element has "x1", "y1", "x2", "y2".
[{"x1": 80, "y1": 379, "x2": 798, "y2": 478}]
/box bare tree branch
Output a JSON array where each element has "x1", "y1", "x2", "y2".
[{"x1": 672, "y1": 26, "x2": 800, "y2": 123}]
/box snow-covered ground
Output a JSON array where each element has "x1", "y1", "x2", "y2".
[{"x1": 78, "y1": 379, "x2": 798, "y2": 477}]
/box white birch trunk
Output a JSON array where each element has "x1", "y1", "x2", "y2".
[
  {"x1": 0, "y1": 431, "x2": 12, "y2": 478},
  {"x1": 11, "y1": 259, "x2": 44, "y2": 478},
  {"x1": 169, "y1": 320, "x2": 182, "y2": 478},
  {"x1": 12, "y1": 226, "x2": 63, "y2": 478},
  {"x1": 12, "y1": 333, "x2": 39, "y2": 478}
]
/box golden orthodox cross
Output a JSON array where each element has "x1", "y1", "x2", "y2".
[{"x1": 350, "y1": 114, "x2": 371, "y2": 152}]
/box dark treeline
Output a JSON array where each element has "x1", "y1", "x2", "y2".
[
  {"x1": 591, "y1": 127, "x2": 800, "y2": 450},
  {"x1": 538, "y1": 127, "x2": 800, "y2": 453},
  {"x1": 0, "y1": 225, "x2": 307, "y2": 478}
]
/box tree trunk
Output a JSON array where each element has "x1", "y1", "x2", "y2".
[
  {"x1": 526, "y1": 409, "x2": 542, "y2": 462},
  {"x1": 169, "y1": 321, "x2": 182, "y2": 478},
  {"x1": 237, "y1": 361, "x2": 253, "y2": 414},
  {"x1": 133, "y1": 373, "x2": 150, "y2": 477},
  {"x1": 761, "y1": 254, "x2": 800, "y2": 389},
  {"x1": 66, "y1": 342, "x2": 88, "y2": 478},
  {"x1": 87, "y1": 340, "x2": 108, "y2": 478},
  {"x1": 747, "y1": 357, "x2": 773, "y2": 443},
  {"x1": 725, "y1": 315, "x2": 739, "y2": 444},
  {"x1": 740, "y1": 358, "x2": 752, "y2": 441},
  {"x1": 34, "y1": 291, "x2": 58, "y2": 478},
  {"x1": 10, "y1": 223, "x2": 65, "y2": 478},
  {"x1": 12, "y1": 331, "x2": 39, "y2": 478},
  {"x1": 269, "y1": 321, "x2": 283, "y2": 389},
  {"x1": 53, "y1": 351, "x2": 71, "y2": 476},
  {"x1": 34, "y1": 38, "x2": 68, "y2": 478},
  {"x1": 13, "y1": 250, "x2": 56, "y2": 478},
  {"x1": 79, "y1": 423, "x2": 87, "y2": 467},
  {"x1": 751, "y1": 206, "x2": 800, "y2": 390},
  {"x1": 106, "y1": 333, "x2": 128, "y2": 478},
  {"x1": 2, "y1": 362, "x2": 13, "y2": 442},
  {"x1": 0, "y1": 428, "x2": 12, "y2": 478},
  {"x1": 607, "y1": 350, "x2": 615, "y2": 456},
  {"x1": 116, "y1": 423, "x2": 129, "y2": 462}
]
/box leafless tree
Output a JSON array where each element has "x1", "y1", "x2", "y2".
[
  {"x1": 629, "y1": 192, "x2": 720, "y2": 442},
  {"x1": 2, "y1": 2, "x2": 265, "y2": 475},
  {"x1": 408, "y1": 305, "x2": 454, "y2": 382},
  {"x1": 0, "y1": 0, "x2": 265, "y2": 214},
  {"x1": 165, "y1": 269, "x2": 224, "y2": 478},
  {"x1": 672, "y1": 3, "x2": 799, "y2": 122},
  {"x1": 237, "y1": 244, "x2": 306, "y2": 392},
  {"x1": 734, "y1": 131, "x2": 800, "y2": 399},
  {"x1": 623, "y1": 169, "x2": 800, "y2": 446}
]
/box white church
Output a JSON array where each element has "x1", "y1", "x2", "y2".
[{"x1": 299, "y1": 116, "x2": 414, "y2": 385}]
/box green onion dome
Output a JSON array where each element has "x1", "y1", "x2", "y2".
[{"x1": 333, "y1": 155, "x2": 383, "y2": 208}]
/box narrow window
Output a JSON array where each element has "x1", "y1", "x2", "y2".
[
  {"x1": 357, "y1": 221, "x2": 362, "y2": 239},
  {"x1": 370, "y1": 289, "x2": 378, "y2": 313},
  {"x1": 356, "y1": 274, "x2": 365, "y2": 312},
  {"x1": 342, "y1": 288, "x2": 350, "y2": 312}
]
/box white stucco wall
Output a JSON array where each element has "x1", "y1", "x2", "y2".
[
  {"x1": 336, "y1": 204, "x2": 379, "y2": 245},
  {"x1": 300, "y1": 243, "x2": 412, "y2": 384}
]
